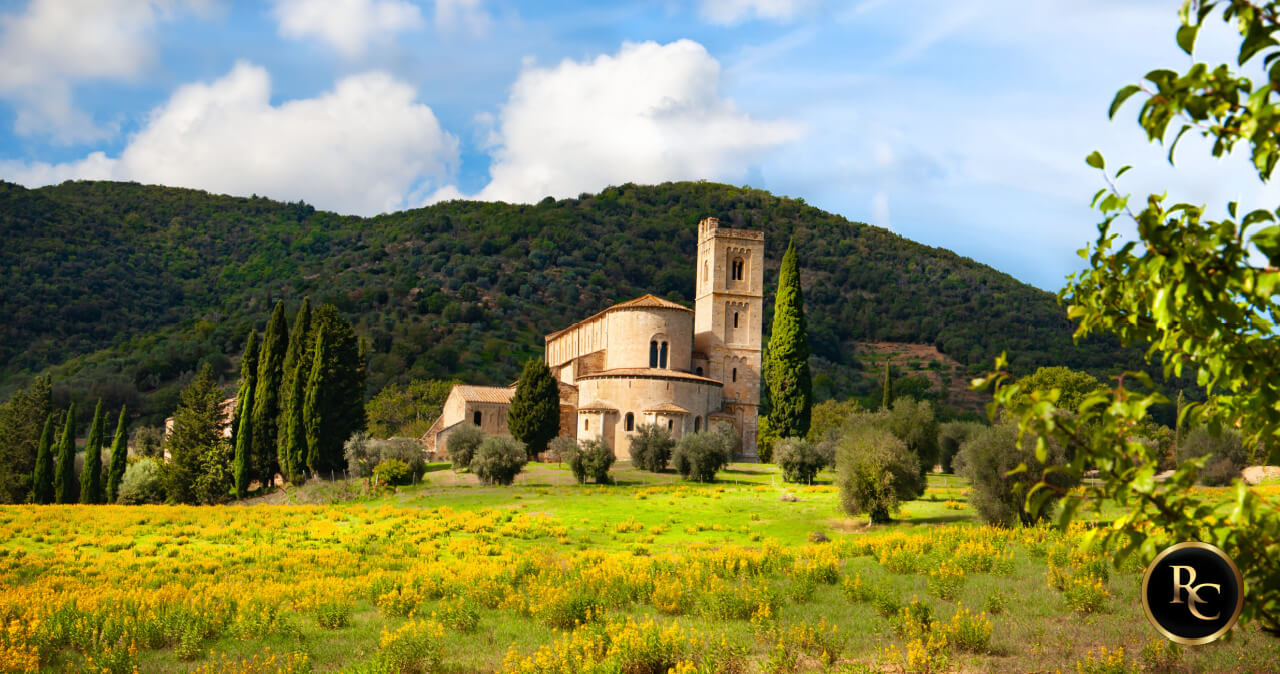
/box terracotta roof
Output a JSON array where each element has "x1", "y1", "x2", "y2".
[
  {"x1": 575, "y1": 368, "x2": 722, "y2": 385},
  {"x1": 644, "y1": 402, "x2": 690, "y2": 414},
  {"x1": 454, "y1": 385, "x2": 516, "y2": 404},
  {"x1": 545, "y1": 293, "x2": 692, "y2": 341},
  {"x1": 578, "y1": 401, "x2": 619, "y2": 412}
]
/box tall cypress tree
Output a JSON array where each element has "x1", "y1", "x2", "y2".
[
  {"x1": 882, "y1": 360, "x2": 893, "y2": 410},
  {"x1": 302, "y1": 304, "x2": 365, "y2": 475},
  {"x1": 304, "y1": 328, "x2": 329, "y2": 475},
  {"x1": 764, "y1": 238, "x2": 812, "y2": 439},
  {"x1": 252, "y1": 301, "x2": 289, "y2": 485},
  {"x1": 32, "y1": 414, "x2": 56, "y2": 504},
  {"x1": 106, "y1": 406, "x2": 129, "y2": 503},
  {"x1": 279, "y1": 299, "x2": 311, "y2": 478},
  {"x1": 508, "y1": 358, "x2": 560, "y2": 459},
  {"x1": 54, "y1": 403, "x2": 76, "y2": 504},
  {"x1": 280, "y1": 356, "x2": 308, "y2": 485},
  {"x1": 232, "y1": 331, "x2": 259, "y2": 497},
  {"x1": 0, "y1": 376, "x2": 52, "y2": 503},
  {"x1": 80, "y1": 399, "x2": 105, "y2": 504}
]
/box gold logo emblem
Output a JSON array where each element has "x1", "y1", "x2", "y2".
[{"x1": 1141, "y1": 542, "x2": 1244, "y2": 645}]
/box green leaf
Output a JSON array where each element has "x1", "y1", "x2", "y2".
[
  {"x1": 1109, "y1": 85, "x2": 1142, "y2": 119},
  {"x1": 1177, "y1": 23, "x2": 1200, "y2": 55},
  {"x1": 1115, "y1": 165, "x2": 1133, "y2": 179},
  {"x1": 1086, "y1": 151, "x2": 1105, "y2": 170},
  {"x1": 1168, "y1": 125, "x2": 1191, "y2": 164}
]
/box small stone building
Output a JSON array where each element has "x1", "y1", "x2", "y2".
[{"x1": 423, "y1": 217, "x2": 763, "y2": 460}]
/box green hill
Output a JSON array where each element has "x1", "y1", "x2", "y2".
[{"x1": 0, "y1": 179, "x2": 1136, "y2": 425}]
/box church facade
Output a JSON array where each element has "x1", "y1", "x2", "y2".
[{"x1": 423, "y1": 217, "x2": 763, "y2": 460}]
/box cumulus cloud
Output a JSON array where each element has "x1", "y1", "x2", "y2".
[
  {"x1": 1, "y1": 62, "x2": 458, "y2": 216},
  {"x1": 700, "y1": 0, "x2": 811, "y2": 25},
  {"x1": 435, "y1": 0, "x2": 489, "y2": 36},
  {"x1": 273, "y1": 0, "x2": 424, "y2": 56},
  {"x1": 0, "y1": 0, "x2": 208, "y2": 142},
  {"x1": 465, "y1": 39, "x2": 800, "y2": 203}
]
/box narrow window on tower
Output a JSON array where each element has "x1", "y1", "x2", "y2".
[
  {"x1": 625, "y1": 413, "x2": 634, "y2": 432},
  {"x1": 732, "y1": 368, "x2": 737, "y2": 383},
  {"x1": 584, "y1": 418, "x2": 589, "y2": 431},
  {"x1": 694, "y1": 416, "x2": 701, "y2": 432},
  {"x1": 649, "y1": 340, "x2": 658, "y2": 368},
  {"x1": 733, "y1": 312, "x2": 739, "y2": 328},
  {"x1": 659, "y1": 341, "x2": 668, "y2": 368}
]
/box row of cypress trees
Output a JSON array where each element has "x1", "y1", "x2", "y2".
[
  {"x1": 230, "y1": 298, "x2": 366, "y2": 496},
  {"x1": 31, "y1": 399, "x2": 130, "y2": 504}
]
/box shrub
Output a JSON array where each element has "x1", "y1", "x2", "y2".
[
  {"x1": 470, "y1": 437, "x2": 527, "y2": 485},
  {"x1": 672, "y1": 431, "x2": 731, "y2": 482},
  {"x1": 1176, "y1": 427, "x2": 1247, "y2": 486},
  {"x1": 343, "y1": 432, "x2": 378, "y2": 477},
  {"x1": 713, "y1": 421, "x2": 741, "y2": 457},
  {"x1": 938, "y1": 606, "x2": 992, "y2": 653},
  {"x1": 885, "y1": 398, "x2": 939, "y2": 476},
  {"x1": 547, "y1": 436, "x2": 577, "y2": 465},
  {"x1": 629, "y1": 423, "x2": 675, "y2": 472},
  {"x1": 347, "y1": 434, "x2": 427, "y2": 482},
  {"x1": 927, "y1": 560, "x2": 965, "y2": 601},
  {"x1": 379, "y1": 437, "x2": 426, "y2": 477},
  {"x1": 937, "y1": 421, "x2": 982, "y2": 474},
  {"x1": 957, "y1": 422, "x2": 1077, "y2": 526},
  {"x1": 117, "y1": 458, "x2": 165, "y2": 504},
  {"x1": 566, "y1": 438, "x2": 615, "y2": 484},
  {"x1": 447, "y1": 425, "x2": 486, "y2": 472},
  {"x1": 774, "y1": 437, "x2": 826, "y2": 484},
  {"x1": 129, "y1": 426, "x2": 165, "y2": 458},
  {"x1": 1063, "y1": 574, "x2": 1109, "y2": 614},
  {"x1": 835, "y1": 426, "x2": 923, "y2": 523},
  {"x1": 372, "y1": 459, "x2": 412, "y2": 486}
]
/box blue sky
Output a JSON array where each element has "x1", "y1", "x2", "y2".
[{"x1": 1, "y1": 0, "x2": 1275, "y2": 291}]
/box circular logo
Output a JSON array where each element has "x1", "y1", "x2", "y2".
[{"x1": 1141, "y1": 542, "x2": 1244, "y2": 645}]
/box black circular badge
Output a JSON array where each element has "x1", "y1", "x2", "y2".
[{"x1": 1141, "y1": 542, "x2": 1244, "y2": 645}]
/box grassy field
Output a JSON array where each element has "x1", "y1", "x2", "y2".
[{"x1": 2, "y1": 462, "x2": 1278, "y2": 673}]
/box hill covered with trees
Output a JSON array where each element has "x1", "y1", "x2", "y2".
[{"x1": 0, "y1": 179, "x2": 1137, "y2": 424}]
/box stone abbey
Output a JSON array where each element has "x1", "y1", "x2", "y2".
[{"x1": 423, "y1": 217, "x2": 764, "y2": 460}]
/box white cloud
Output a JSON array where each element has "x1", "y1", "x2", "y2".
[
  {"x1": 273, "y1": 0, "x2": 423, "y2": 56},
  {"x1": 1, "y1": 62, "x2": 458, "y2": 216},
  {"x1": 870, "y1": 190, "x2": 890, "y2": 230},
  {"x1": 700, "y1": 0, "x2": 811, "y2": 25},
  {"x1": 466, "y1": 39, "x2": 800, "y2": 203},
  {"x1": 0, "y1": 0, "x2": 208, "y2": 142},
  {"x1": 435, "y1": 0, "x2": 489, "y2": 36}
]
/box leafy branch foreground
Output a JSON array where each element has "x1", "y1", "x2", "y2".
[{"x1": 982, "y1": 0, "x2": 1280, "y2": 635}]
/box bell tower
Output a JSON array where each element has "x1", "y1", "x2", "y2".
[{"x1": 694, "y1": 217, "x2": 764, "y2": 457}]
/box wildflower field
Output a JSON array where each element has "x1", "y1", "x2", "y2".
[{"x1": 2, "y1": 463, "x2": 1279, "y2": 673}]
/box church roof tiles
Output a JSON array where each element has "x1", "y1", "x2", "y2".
[{"x1": 545, "y1": 294, "x2": 691, "y2": 342}]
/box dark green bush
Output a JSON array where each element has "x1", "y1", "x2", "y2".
[
  {"x1": 957, "y1": 422, "x2": 1077, "y2": 526},
  {"x1": 1176, "y1": 427, "x2": 1248, "y2": 486},
  {"x1": 447, "y1": 425, "x2": 486, "y2": 472},
  {"x1": 470, "y1": 437, "x2": 527, "y2": 485},
  {"x1": 835, "y1": 426, "x2": 923, "y2": 523},
  {"x1": 628, "y1": 423, "x2": 675, "y2": 472},
  {"x1": 672, "y1": 431, "x2": 731, "y2": 482},
  {"x1": 566, "y1": 438, "x2": 615, "y2": 484},
  {"x1": 774, "y1": 437, "x2": 826, "y2": 484},
  {"x1": 938, "y1": 421, "x2": 984, "y2": 474}
]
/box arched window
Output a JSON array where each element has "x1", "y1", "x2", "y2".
[
  {"x1": 695, "y1": 366, "x2": 703, "y2": 376},
  {"x1": 473, "y1": 410, "x2": 482, "y2": 426},
  {"x1": 731, "y1": 257, "x2": 745, "y2": 281},
  {"x1": 625, "y1": 412, "x2": 634, "y2": 432},
  {"x1": 733, "y1": 312, "x2": 739, "y2": 328},
  {"x1": 659, "y1": 341, "x2": 668, "y2": 368},
  {"x1": 694, "y1": 416, "x2": 701, "y2": 432},
  {"x1": 649, "y1": 340, "x2": 658, "y2": 368},
  {"x1": 732, "y1": 367, "x2": 737, "y2": 383},
  {"x1": 667, "y1": 419, "x2": 674, "y2": 430}
]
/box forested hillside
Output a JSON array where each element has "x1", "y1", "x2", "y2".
[{"x1": 0, "y1": 179, "x2": 1137, "y2": 424}]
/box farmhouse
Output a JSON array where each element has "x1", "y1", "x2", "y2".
[{"x1": 423, "y1": 217, "x2": 764, "y2": 460}]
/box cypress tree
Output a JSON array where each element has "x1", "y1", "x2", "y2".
[
  {"x1": 54, "y1": 403, "x2": 76, "y2": 504},
  {"x1": 106, "y1": 406, "x2": 129, "y2": 503},
  {"x1": 302, "y1": 304, "x2": 365, "y2": 474},
  {"x1": 882, "y1": 360, "x2": 893, "y2": 410},
  {"x1": 252, "y1": 301, "x2": 289, "y2": 485},
  {"x1": 80, "y1": 399, "x2": 106, "y2": 504},
  {"x1": 507, "y1": 358, "x2": 560, "y2": 459},
  {"x1": 0, "y1": 375, "x2": 52, "y2": 503},
  {"x1": 304, "y1": 328, "x2": 328, "y2": 475},
  {"x1": 233, "y1": 331, "x2": 259, "y2": 497},
  {"x1": 281, "y1": 299, "x2": 313, "y2": 405},
  {"x1": 32, "y1": 414, "x2": 55, "y2": 504},
  {"x1": 764, "y1": 238, "x2": 812, "y2": 439},
  {"x1": 279, "y1": 299, "x2": 311, "y2": 479},
  {"x1": 281, "y1": 356, "x2": 309, "y2": 485}
]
